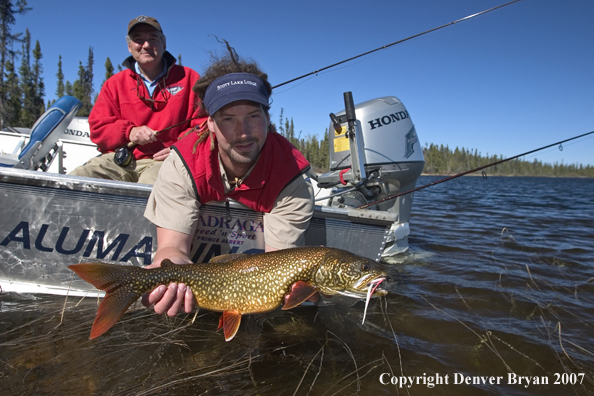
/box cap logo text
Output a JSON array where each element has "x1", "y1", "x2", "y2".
[{"x1": 217, "y1": 80, "x2": 258, "y2": 90}]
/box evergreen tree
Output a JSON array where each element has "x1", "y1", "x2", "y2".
[
  {"x1": 81, "y1": 46, "x2": 93, "y2": 114},
  {"x1": 65, "y1": 80, "x2": 72, "y2": 96},
  {"x1": 177, "y1": 53, "x2": 182, "y2": 66},
  {"x1": 71, "y1": 61, "x2": 84, "y2": 105},
  {"x1": 18, "y1": 28, "x2": 34, "y2": 127},
  {"x1": 305, "y1": 134, "x2": 319, "y2": 168},
  {"x1": 72, "y1": 47, "x2": 94, "y2": 116},
  {"x1": 55, "y1": 55, "x2": 64, "y2": 98},
  {"x1": 277, "y1": 108, "x2": 285, "y2": 134},
  {"x1": 3, "y1": 56, "x2": 20, "y2": 125},
  {"x1": 0, "y1": 0, "x2": 30, "y2": 128},
  {"x1": 102, "y1": 56, "x2": 113, "y2": 88},
  {"x1": 31, "y1": 38, "x2": 43, "y2": 115},
  {"x1": 277, "y1": 108, "x2": 330, "y2": 172},
  {"x1": 278, "y1": 109, "x2": 301, "y2": 149},
  {"x1": 317, "y1": 128, "x2": 329, "y2": 171}
]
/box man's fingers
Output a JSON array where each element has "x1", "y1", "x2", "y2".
[
  {"x1": 166, "y1": 283, "x2": 186, "y2": 317},
  {"x1": 141, "y1": 282, "x2": 194, "y2": 317},
  {"x1": 142, "y1": 285, "x2": 167, "y2": 307},
  {"x1": 130, "y1": 126, "x2": 157, "y2": 145},
  {"x1": 152, "y1": 147, "x2": 170, "y2": 161},
  {"x1": 140, "y1": 130, "x2": 157, "y2": 144},
  {"x1": 153, "y1": 283, "x2": 178, "y2": 315},
  {"x1": 184, "y1": 286, "x2": 195, "y2": 313}
]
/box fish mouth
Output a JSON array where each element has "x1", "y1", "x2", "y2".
[
  {"x1": 356, "y1": 275, "x2": 387, "y2": 294},
  {"x1": 365, "y1": 276, "x2": 387, "y2": 296},
  {"x1": 339, "y1": 275, "x2": 387, "y2": 299}
]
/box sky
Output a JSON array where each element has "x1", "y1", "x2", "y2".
[{"x1": 12, "y1": 0, "x2": 594, "y2": 167}]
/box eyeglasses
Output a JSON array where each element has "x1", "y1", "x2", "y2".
[{"x1": 136, "y1": 76, "x2": 169, "y2": 110}]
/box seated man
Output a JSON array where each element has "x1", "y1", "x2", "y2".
[
  {"x1": 142, "y1": 51, "x2": 315, "y2": 315},
  {"x1": 70, "y1": 15, "x2": 205, "y2": 184}
]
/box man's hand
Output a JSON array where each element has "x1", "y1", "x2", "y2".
[
  {"x1": 141, "y1": 228, "x2": 196, "y2": 316},
  {"x1": 141, "y1": 271, "x2": 195, "y2": 316},
  {"x1": 152, "y1": 147, "x2": 171, "y2": 161},
  {"x1": 130, "y1": 125, "x2": 157, "y2": 145}
]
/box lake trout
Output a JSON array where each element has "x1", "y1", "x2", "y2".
[{"x1": 69, "y1": 246, "x2": 387, "y2": 341}]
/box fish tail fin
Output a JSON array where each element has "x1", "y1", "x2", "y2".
[{"x1": 69, "y1": 263, "x2": 143, "y2": 339}]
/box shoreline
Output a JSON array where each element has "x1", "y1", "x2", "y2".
[{"x1": 420, "y1": 173, "x2": 594, "y2": 178}]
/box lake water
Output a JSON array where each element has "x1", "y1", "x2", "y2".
[{"x1": 1, "y1": 176, "x2": 593, "y2": 395}]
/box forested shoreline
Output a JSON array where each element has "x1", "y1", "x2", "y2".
[
  {"x1": 421, "y1": 143, "x2": 594, "y2": 178},
  {"x1": 276, "y1": 114, "x2": 594, "y2": 178}
]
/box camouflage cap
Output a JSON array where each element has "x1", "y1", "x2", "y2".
[{"x1": 127, "y1": 15, "x2": 163, "y2": 34}]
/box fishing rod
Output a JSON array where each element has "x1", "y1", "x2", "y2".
[
  {"x1": 272, "y1": 0, "x2": 523, "y2": 90},
  {"x1": 356, "y1": 130, "x2": 594, "y2": 210}
]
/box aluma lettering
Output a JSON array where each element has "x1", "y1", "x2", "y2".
[{"x1": 0, "y1": 221, "x2": 153, "y2": 265}]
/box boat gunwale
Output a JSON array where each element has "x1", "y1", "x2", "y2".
[{"x1": 0, "y1": 167, "x2": 398, "y2": 226}]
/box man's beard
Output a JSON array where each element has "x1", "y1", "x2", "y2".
[{"x1": 225, "y1": 138, "x2": 261, "y2": 165}]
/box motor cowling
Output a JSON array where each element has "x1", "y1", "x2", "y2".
[
  {"x1": 318, "y1": 95, "x2": 424, "y2": 214},
  {"x1": 315, "y1": 95, "x2": 425, "y2": 256}
]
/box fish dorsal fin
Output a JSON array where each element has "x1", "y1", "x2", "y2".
[
  {"x1": 217, "y1": 310, "x2": 242, "y2": 341},
  {"x1": 282, "y1": 281, "x2": 318, "y2": 310},
  {"x1": 208, "y1": 253, "x2": 249, "y2": 264},
  {"x1": 160, "y1": 259, "x2": 176, "y2": 268}
]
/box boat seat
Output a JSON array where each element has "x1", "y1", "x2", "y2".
[{"x1": 0, "y1": 96, "x2": 82, "y2": 171}]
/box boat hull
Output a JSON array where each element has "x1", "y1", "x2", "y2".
[{"x1": 0, "y1": 168, "x2": 396, "y2": 296}]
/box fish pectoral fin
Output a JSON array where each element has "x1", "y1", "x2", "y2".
[
  {"x1": 218, "y1": 310, "x2": 242, "y2": 342},
  {"x1": 282, "y1": 281, "x2": 318, "y2": 310}
]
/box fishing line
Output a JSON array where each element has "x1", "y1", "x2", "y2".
[
  {"x1": 272, "y1": 0, "x2": 523, "y2": 90},
  {"x1": 357, "y1": 129, "x2": 594, "y2": 210},
  {"x1": 274, "y1": 47, "x2": 388, "y2": 96},
  {"x1": 272, "y1": 74, "x2": 319, "y2": 96}
]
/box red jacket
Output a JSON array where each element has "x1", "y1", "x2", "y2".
[
  {"x1": 89, "y1": 52, "x2": 206, "y2": 160},
  {"x1": 173, "y1": 131, "x2": 311, "y2": 213}
]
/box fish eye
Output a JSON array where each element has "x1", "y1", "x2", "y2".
[{"x1": 362, "y1": 263, "x2": 370, "y2": 271}]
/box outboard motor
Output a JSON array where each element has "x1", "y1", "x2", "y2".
[{"x1": 316, "y1": 92, "x2": 425, "y2": 255}]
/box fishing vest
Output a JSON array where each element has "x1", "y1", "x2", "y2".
[{"x1": 172, "y1": 131, "x2": 310, "y2": 213}]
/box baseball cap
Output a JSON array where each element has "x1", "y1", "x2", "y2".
[
  {"x1": 203, "y1": 73, "x2": 270, "y2": 115},
  {"x1": 127, "y1": 15, "x2": 163, "y2": 34}
]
